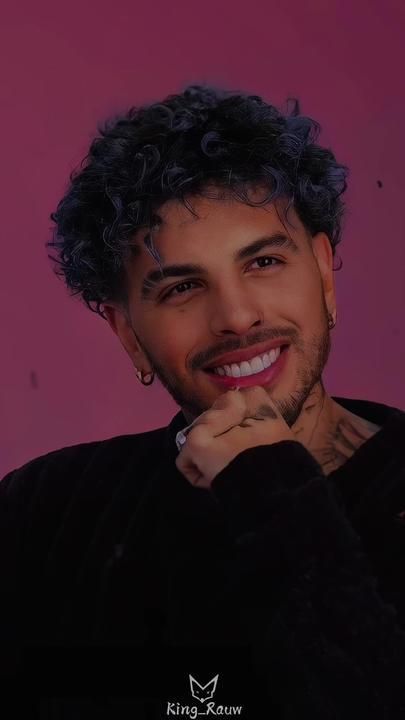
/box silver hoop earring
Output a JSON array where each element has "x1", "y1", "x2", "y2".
[{"x1": 135, "y1": 369, "x2": 154, "y2": 386}]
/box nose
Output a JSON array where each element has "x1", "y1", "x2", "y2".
[{"x1": 208, "y1": 285, "x2": 264, "y2": 336}]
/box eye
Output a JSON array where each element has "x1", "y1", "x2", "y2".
[
  {"x1": 161, "y1": 255, "x2": 284, "y2": 301},
  {"x1": 249, "y1": 255, "x2": 283, "y2": 270},
  {"x1": 161, "y1": 280, "x2": 198, "y2": 300}
]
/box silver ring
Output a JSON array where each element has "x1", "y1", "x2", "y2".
[
  {"x1": 175, "y1": 421, "x2": 196, "y2": 451},
  {"x1": 175, "y1": 429, "x2": 188, "y2": 451},
  {"x1": 176, "y1": 420, "x2": 195, "y2": 450},
  {"x1": 175, "y1": 388, "x2": 240, "y2": 451}
]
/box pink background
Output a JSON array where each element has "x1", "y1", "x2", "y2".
[{"x1": 1, "y1": 0, "x2": 404, "y2": 479}]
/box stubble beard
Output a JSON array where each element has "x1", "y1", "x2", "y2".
[
  {"x1": 135, "y1": 310, "x2": 332, "y2": 428},
  {"x1": 273, "y1": 323, "x2": 331, "y2": 428}
]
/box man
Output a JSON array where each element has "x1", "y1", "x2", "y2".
[{"x1": 1, "y1": 84, "x2": 405, "y2": 719}]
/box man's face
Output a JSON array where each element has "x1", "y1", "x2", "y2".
[{"x1": 108, "y1": 188, "x2": 336, "y2": 427}]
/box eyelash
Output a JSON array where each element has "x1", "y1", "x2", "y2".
[{"x1": 160, "y1": 256, "x2": 284, "y2": 301}]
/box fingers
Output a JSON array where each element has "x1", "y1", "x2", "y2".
[
  {"x1": 210, "y1": 388, "x2": 247, "y2": 411},
  {"x1": 210, "y1": 386, "x2": 281, "y2": 423},
  {"x1": 191, "y1": 389, "x2": 246, "y2": 430},
  {"x1": 236, "y1": 386, "x2": 282, "y2": 421},
  {"x1": 251, "y1": 403, "x2": 278, "y2": 420},
  {"x1": 176, "y1": 386, "x2": 280, "y2": 454},
  {"x1": 175, "y1": 391, "x2": 245, "y2": 458}
]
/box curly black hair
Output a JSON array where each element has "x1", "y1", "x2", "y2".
[{"x1": 47, "y1": 83, "x2": 348, "y2": 320}]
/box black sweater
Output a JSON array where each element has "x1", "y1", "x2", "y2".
[{"x1": 1, "y1": 395, "x2": 405, "y2": 719}]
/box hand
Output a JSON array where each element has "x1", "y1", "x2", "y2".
[{"x1": 175, "y1": 386, "x2": 296, "y2": 489}]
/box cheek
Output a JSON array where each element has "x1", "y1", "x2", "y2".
[
  {"x1": 285, "y1": 269, "x2": 324, "y2": 314},
  {"x1": 155, "y1": 318, "x2": 201, "y2": 366},
  {"x1": 270, "y1": 275, "x2": 324, "y2": 333}
]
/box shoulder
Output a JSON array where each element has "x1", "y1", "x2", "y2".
[
  {"x1": 0, "y1": 426, "x2": 167, "y2": 504},
  {"x1": 0, "y1": 427, "x2": 170, "y2": 574},
  {"x1": 333, "y1": 395, "x2": 405, "y2": 428}
]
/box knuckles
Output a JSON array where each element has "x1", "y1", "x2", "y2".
[
  {"x1": 180, "y1": 423, "x2": 210, "y2": 446},
  {"x1": 206, "y1": 386, "x2": 278, "y2": 421}
]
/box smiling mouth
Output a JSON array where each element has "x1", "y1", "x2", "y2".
[
  {"x1": 202, "y1": 343, "x2": 290, "y2": 389},
  {"x1": 204, "y1": 343, "x2": 289, "y2": 376}
]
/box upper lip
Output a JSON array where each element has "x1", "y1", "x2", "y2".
[{"x1": 203, "y1": 339, "x2": 290, "y2": 370}]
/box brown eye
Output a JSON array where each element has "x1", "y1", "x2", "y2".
[
  {"x1": 162, "y1": 280, "x2": 200, "y2": 300},
  {"x1": 249, "y1": 255, "x2": 283, "y2": 269}
]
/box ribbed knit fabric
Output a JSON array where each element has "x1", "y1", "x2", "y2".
[{"x1": 1, "y1": 396, "x2": 405, "y2": 719}]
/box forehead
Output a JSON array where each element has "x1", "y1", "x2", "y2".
[{"x1": 132, "y1": 189, "x2": 307, "y2": 262}]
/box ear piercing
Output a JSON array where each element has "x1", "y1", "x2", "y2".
[
  {"x1": 135, "y1": 369, "x2": 154, "y2": 385},
  {"x1": 328, "y1": 311, "x2": 337, "y2": 329}
]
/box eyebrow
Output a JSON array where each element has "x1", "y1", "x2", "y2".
[{"x1": 140, "y1": 232, "x2": 299, "y2": 299}]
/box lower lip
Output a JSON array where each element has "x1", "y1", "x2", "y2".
[{"x1": 204, "y1": 345, "x2": 289, "y2": 389}]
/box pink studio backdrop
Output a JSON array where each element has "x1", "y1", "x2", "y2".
[{"x1": 1, "y1": 0, "x2": 404, "y2": 479}]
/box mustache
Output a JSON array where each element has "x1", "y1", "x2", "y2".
[{"x1": 193, "y1": 327, "x2": 298, "y2": 370}]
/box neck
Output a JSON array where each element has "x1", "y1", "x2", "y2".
[
  {"x1": 292, "y1": 382, "x2": 381, "y2": 475},
  {"x1": 290, "y1": 382, "x2": 337, "y2": 468}
]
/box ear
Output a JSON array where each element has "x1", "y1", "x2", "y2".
[
  {"x1": 311, "y1": 232, "x2": 336, "y2": 314},
  {"x1": 103, "y1": 302, "x2": 152, "y2": 372}
]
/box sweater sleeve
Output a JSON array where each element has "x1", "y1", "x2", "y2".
[{"x1": 210, "y1": 440, "x2": 405, "y2": 720}]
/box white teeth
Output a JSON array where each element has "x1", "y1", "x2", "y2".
[
  {"x1": 230, "y1": 363, "x2": 241, "y2": 377},
  {"x1": 262, "y1": 353, "x2": 271, "y2": 369},
  {"x1": 249, "y1": 356, "x2": 265, "y2": 374},
  {"x1": 239, "y1": 360, "x2": 254, "y2": 376},
  {"x1": 213, "y1": 346, "x2": 282, "y2": 378}
]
